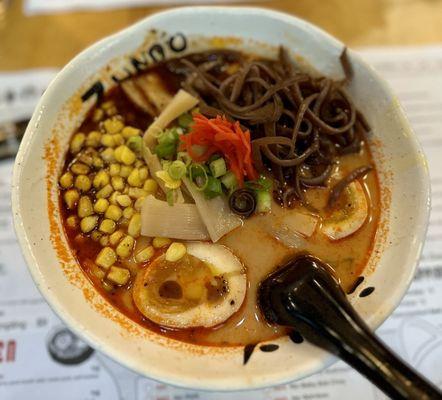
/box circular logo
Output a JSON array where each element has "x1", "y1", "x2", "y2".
[{"x1": 47, "y1": 327, "x2": 94, "y2": 365}]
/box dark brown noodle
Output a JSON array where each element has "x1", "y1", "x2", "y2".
[
  {"x1": 167, "y1": 47, "x2": 370, "y2": 207},
  {"x1": 328, "y1": 166, "x2": 373, "y2": 207}
]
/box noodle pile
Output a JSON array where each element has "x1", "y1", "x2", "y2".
[{"x1": 166, "y1": 47, "x2": 370, "y2": 206}]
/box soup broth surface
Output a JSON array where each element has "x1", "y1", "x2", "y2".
[{"x1": 60, "y1": 51, "x2": 380, "y2": 346}]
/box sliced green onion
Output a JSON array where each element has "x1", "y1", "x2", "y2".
[
  {"x1": 178, "y1": 113, "x2": 193, "y2": 129},
  {"x1": 256, "y1": 190, "x2": 272, "y2": 213},
  {"x1": 245, "y1": 175, "x2": 272, "y2": 191},
  {"x1": 166, "y1": 189, "x2": 175, "y2": 206},
  {"x1": 221, "y1": 171, "x2": 238, "y2": 191},
  {"x1": 204, "y1": 176, "x2": 222, "y2": 199},
  {"x1": 154, "y1": 142, "x2": 177, "y2": 158},
  {"x1": 168, "y1": 160, "x2": 186, "y2": 180},
  {"x1": 126, "y1": 136, "x2": 143, "y2": 155},
  {"x1": 209, "y1": 158, "x2": 227, "y2": 178},
  {"x1": 177, "y1": 151, "x2": 192, "y2": 167},
  {"x1": 158, "y1": 128, "x2": 179, "y2": 145},
  {"x1": 189, "y1": 163, "x2": 208, "y2": 191}
]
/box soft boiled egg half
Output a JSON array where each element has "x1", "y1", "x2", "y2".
[{"x1": 133, "y1": 242, "x2": 247, "y2": 329}]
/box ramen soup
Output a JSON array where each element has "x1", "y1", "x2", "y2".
[{"x1": 59, "y1": 48, "x2": 379, "y2": 346}]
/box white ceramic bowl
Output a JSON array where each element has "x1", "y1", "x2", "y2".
[{"x1": 12, "y1": 7, "x2": 430, "y2": 391}]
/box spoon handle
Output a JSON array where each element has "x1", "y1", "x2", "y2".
[
  {"x1": 284, "y1": 291, "x2": 442, "y2": 399},
  {"x1": 259, "y1": 256, "x2": 442, "y2": 399}
]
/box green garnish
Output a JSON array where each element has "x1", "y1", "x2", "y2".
[
  {"x1": 126, "y1": 136, "x2": 143, "y2": 155},
  {"x1": 245, "y1": 175, "x2": 272, "y2": 191},
  {"x1": 177, "y1": 151, "x2": 192, "y2": 167},
  {"x1": 178, "y1": 113, "x2": 194, "y2": 129},
  {"x1": 168, "y1": 160, "x2": 187, "y2": 180},
  {"x1": 221, "y1": 171, "x2": 238, "y2": 191},
  {"x1": 256, "y1": 190, "x2": 272, "y2": 213},
  {"x1": 154, "y1": 128, "x2": 180, "y2": 158},
  {"x1": 189, "y1": 163, "x2": 208, "y2": 191},
  {"x1": 204, "y1": 176, "x2": 222, "y2": 199},
  {"x1": 166, "y1": 189, "x2": 175, "y2": 206},
  {"x1": 209, "y1": 157, "x2": 227, "y2": 178}
]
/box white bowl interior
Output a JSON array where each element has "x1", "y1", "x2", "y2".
[{"x1": 12, "y1": 7, "x2": 430, "y2": 391}]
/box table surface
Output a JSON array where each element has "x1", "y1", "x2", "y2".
[{"x1": 1, "y1": 0, "x2": 442, "y2": 70}]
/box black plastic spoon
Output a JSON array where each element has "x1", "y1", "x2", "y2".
[{"x1": 258, "y1": 255, "x2": 442, "y2": 400}]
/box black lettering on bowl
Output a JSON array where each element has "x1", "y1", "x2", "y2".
[
  {"x1": 359, "y1": 286, "x2": 375, "y2": 298},
  {"x1": 243, "y1": 343, "x2": 257, "y2": 365},
  {"x1": 259, "y1": 344, "x2": 279, "y2": 352},
  {"x1": 289, "y1": 330, "x2": 304, "y2": 344},
  {"x1": 347, "y1": 276, "x2": 365, "y2": 295}
]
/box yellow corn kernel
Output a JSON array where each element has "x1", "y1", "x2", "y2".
[
  {"x1": 91, "y1": 230, "x2": 103, "y2": 242},
  {"x1": 109, "y1": 230, "x2": 125, "y2": 246},
  {"x1": 127, "y1": 168, "x2": 142, "y2": 187},
  {"x1": 114, "y1": 145, "x2": 124, "y2": 162},
  {"x1": 127, "y1": 213, "x2": 141, "y2": 237},
  {"x1": 153, "y1": 237, "x2": 172, "y2": 249},
  {"x1": 86, "y1": 130, "x2": 102, "y2": 148},
  {"x1": 143, "y1": 179, "x2": 158, "y2": 194},
  {"x1": 116, "y1": 236, "x2": 135, "y2": 259},
  {"x1": 93, "y1": 170, "x2": 110, "y2": 189},
  {"x1": 94, "y1": 199, "x2": 109, "y2": 214},
  {"x1": 78, "y1": 196, "x2": 94, "y2": 218},
  {"x1": 120, "y1": 146, "x2": 136, "y2": 165},
  {"x1": 122, "y1": 126, "x2": 140, "y2": 139},
  {"x1": 111, "y1": 176, "x2": 125, "y2": 191},
  {"x1": 105, "y1": 204, "x2": 122, "y2": 221},
  {"x1": 134, "y1": 197, "x2": 145, "y2": 212},
  {"x1": 64, "y1": 189, "x2": 80, "y2": 209},
  {"x1": 113, "y1": 134, "x2": 124, "y2": 146},
  {"x1": 66, "y1": 215, "x2": 78, "y2": 229},
  {"x1": 96, "y1": 247, "x2": 116, "y2": 269},
  {"x1": 165, "y1": 242, "x2": 187, "y2": 262},
  {"x1": 99, "y1": 218, "x2": 116, "y2": 234},
  {"x1": 70, "y1": 162, "x2": 90, "y2": 175},
  {"x1": 104, "y1": 118, "x2": 124, "y2": 134},
  {"x1": 122, "y1": 206, "x2": 135, "y2": 219},
  {"x1": 101, "y1": 134, "x2": 115, "y2": 148},
  {"x1": 120, "y1": 165, "x2": 133, "y2": 178},
  {"x1": 92, "y1": 109, "x2": 105, "y2": 123},
  {"x1": 59, "y1": 172, "x2": 74, "y2": 188},
  {"x1": 92, "y1": 156, "x2": 104, "y2": 169},
  {"x1": 107, "y1": 266, "x2": 130, "y2": 286},
  {"x1": 78, "y1": 152, "x2": 94, "y2": 166},
  {"x1": 70, "y1": 133, "x2": 86, "y2": 154},
  {"x1": 96, "y1": 184, "x2": 113, "y2": 199},
  {"x1": 105, "y1": 107, "x2": 117, "y2": 117},
  {"x1": 80, "y1": 215, "x2": 98, "y2": 233},
  {"x1": 109, "y1": 163, "x2": 121, "y2": 176},
  {"x1": 134, "y1": 160, "x2": 143, "y2": 168},
  {"x1": 74, "y1": 175, "x2": 92, "y2": 192},
  {"x1": 100, "y1": 148, "x2": 115, "y2": 163},
  {"x1": 101, "y1": 101, "x2": 114, "y2": 111},
  {"x1": 99, "y1": 235, "x2": 109, "y2": 247},
  {"x1": 135, "y1": 246, "x2": 155, "y2": 263},
  {"x1": 91, "y1": 263, "x2": 106, "y2": 279},
  {"x1": 116, "y1": 194, "x2": 132, "y2": 207},
  {"x1": 138, "y1": 167, "x2": 149, "y2": 181},
  {"x1": 108, "y1": 191, "x2": 120, "y2": 206},
  {"x1": 128, "y1": 187, "x2": 147, "y2": 199}
]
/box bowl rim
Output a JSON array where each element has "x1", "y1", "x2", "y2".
[{"x1": 11, "y1": 5, "x2": 431, "y2": 391}]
